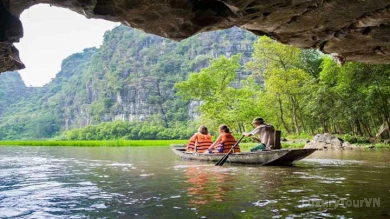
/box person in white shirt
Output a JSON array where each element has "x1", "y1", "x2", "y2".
[{"x1": 243, "y1": 117, "x2": 275, "y2": 152}]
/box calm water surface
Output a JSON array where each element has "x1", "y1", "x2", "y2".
[{"x1": 0, "y1": 147, "x2": 389, "y2": 218}]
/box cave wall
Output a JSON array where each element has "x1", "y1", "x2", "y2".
[
  {"x1": 1, "y1": 0, "x2": 390, "y2": 73},
  {"x1": 0, "y1": 0, "x2": 24, "y2": 72}
]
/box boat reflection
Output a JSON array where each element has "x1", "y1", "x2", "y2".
[{"x1": 185, "y1": 166, "x2": 234, "y2": 206}]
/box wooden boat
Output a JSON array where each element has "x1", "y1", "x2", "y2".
[{"x1": 171, "y1": 145, "x2": 317, "y2": 166}]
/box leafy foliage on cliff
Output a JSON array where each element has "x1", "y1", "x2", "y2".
[
  {"x1": 0, "y1": 26, "x2": 257, "y2": 139},
  {"x1": 0, "y1": 72, "x2": 27, "y2": 116}
]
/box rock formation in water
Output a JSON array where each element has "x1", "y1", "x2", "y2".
[
  {"x1": 305, "y1": 133, "x2": 358, "y2": 150},
  {"x1": 1, "y1": 0, "x2": 390, "y2": 73}
]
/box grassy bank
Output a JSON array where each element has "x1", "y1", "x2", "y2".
[
  {"x1": 239, "y1": 142, "x2": 306, "y2": 151},
  {"x1": 0, "y1": 140, "x2": 307, "y2": 148},
  {"x1": 0, "y1": 140, "x2": 387, "y2": 149},
  {"x1": 242, "y1": 142, "x2": 389, "y2": 150},
  {"x1": 355, "y1": 143, "x2": 390, "y2": 149},
  {"x1": 0, "y1": 140, "x2": 187, "y2": 147},
  {"x1": 0, "y1": 141, "x2": 311, "y2": 148}
]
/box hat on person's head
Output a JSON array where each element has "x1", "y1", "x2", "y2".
[{"x1": 251, "y1": 117, "x2": 264, "y2": 124}]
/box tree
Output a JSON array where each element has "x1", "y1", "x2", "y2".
[
  {"x1": 247, "y1": 36, "x2": 312, "y2": 134},
  {"x1": 176, "y1": 54, "x2": 263, "y2": 133},
  {"x1": 306, "y1": 57, "x2": 390, "y2": 136}
]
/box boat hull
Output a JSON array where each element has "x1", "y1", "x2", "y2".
[{"x1": 171, "y1": 145, "x2": 316, "y2": 165}]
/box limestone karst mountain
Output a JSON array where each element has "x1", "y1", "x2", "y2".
[{"x1": 0, "y1": 25, "x2": 257, "y2": 139}]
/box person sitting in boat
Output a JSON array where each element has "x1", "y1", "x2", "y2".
[
  {"x1": 186, "y1": 125, "x2": 213, "y2": 153},
  {"x1": 243, "y1": 117, "x2": 275, "y2": 152},
  {"x1": 206, "y1": 125, "x2": 241, "y2": 153}
]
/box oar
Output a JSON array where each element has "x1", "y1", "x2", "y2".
[{"x1": 215, "y1": 135, "x2": 245, "y2": 166}]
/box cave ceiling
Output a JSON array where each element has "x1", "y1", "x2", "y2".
[{"x1": 0, "y1": 0, "x2": 389, "y2": 73}]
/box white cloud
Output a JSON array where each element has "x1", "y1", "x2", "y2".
[{"x1": 15, "y1": 4, "x2": 118, "y2": 87}]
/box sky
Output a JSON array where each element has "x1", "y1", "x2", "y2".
[{"x1": 15, "y1": 4, "x2": 118, "y2": 87}]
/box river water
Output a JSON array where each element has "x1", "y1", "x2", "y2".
[{"x1": 0, "y1": 147, "x2": 389, "y2": 218}]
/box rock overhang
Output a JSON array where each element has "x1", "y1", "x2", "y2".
[{"x1": 0, "y1": 0, "x2": 389, "y2": 73}]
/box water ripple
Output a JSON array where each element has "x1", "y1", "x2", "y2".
[
  {"x1": 0, "y1": 147, "x2": 388, "y2": 219},
  {"x1": 0, "y1": 155, "x2": 103, "y2": 218}
]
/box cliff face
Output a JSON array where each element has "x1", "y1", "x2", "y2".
[
  {"x1": 0, "y1": 71, "x2": 27, "y2": 116},
  {"x1": 1, "y1": 0, "x2": 390, "y2": 74},
  {"x1": 0, "y1": 26, "x2": 257, "y2": 139}
]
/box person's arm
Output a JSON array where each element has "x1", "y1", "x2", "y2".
[
  {"x1": 243, "y1": 127, "x2": 260, "y2": 137},
  {"x1": 208, "y1": 135, "x2": 222, "y2": 151},
  {"x1": 242, "y1": 132, "x2": 251, "y2": 137}
]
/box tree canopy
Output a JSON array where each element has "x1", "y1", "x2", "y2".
[{"x1": 177, "y1": 36, "x2": 390, "y2": 139}]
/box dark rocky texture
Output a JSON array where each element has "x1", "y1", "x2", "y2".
[
  {"x1": 305, "y1": 133, "x2": 345, "y2": 150},
  {"x1": 305, "y1": 134, "x2": 362, "y2": 150},
  {"x1": 0, "y1": 1, "x2": 24, "y2": 73},
  {"x1": 1, "y1": 0, "x2": 390, "y2": 73}
]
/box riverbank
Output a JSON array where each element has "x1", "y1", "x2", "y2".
[
  {"x1": 0, "y1": 140, "x2": 187, "y2": 147},
  {"x1": 0, "y1": 140, "x2": 300, "y2": 148},
  {"x1": 242, "y1": 141, "x2": 390, "y2": 150},
  {"x1": 281, "y1": 142, "x2": 390, "y2": 149},
  {"x1": 0, "y1": 140, "x2": 387, "y2": 149},
  {"x1": 0, "y1": 140, "x2": 296, "y2": 148}
]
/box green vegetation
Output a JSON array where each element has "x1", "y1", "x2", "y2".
[
  {"x1": 280, "y1": 142, "x2": 306, "y2": 149},
  {"x1": 0, "y1": 140, "x2": 187, "y2": 147},
  {"x1": 176, "y1": 36, "x2": 390, "y2": 141},
  {"x1": 61, "y1": 120, "x2": 196, "y2": 140},
  {"x1": 176, "y1": 54, "x2": 261, "y2": 132},
  {"x1": 372, "y1": 143, "x2": 390, "y2": 148},
  {"x1": 0, "y1": 26, "x2": 389, "y2": 146},
  {"x1": 0, "y1": 26, "x2": 256, "y2": 140},
  {"x1": 1, "y1": 140, "x2": 385, "y2": 149}
]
